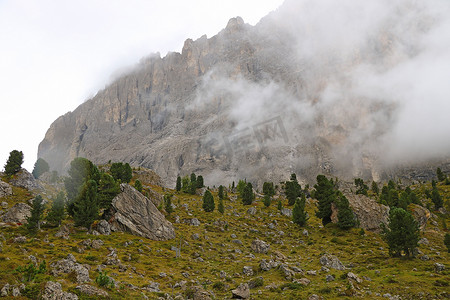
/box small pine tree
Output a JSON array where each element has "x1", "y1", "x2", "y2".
[
  {"x1": 285, "y1": 174, "x2": 301, "y2": 206},
  {"x1": 314, "y1": 175, "x2": 336, "y2": 225},
  {"x1": 164, "y1": 194, "x2": 173, "y2": 215},
  {"x1": 97, "y1": 173, "x2": 120, "y2": 209},
  {"x1": 263, "y1": 195, "x2": 271, "y2": 207},
  {"x1": 336, "y1": 193, "x2": 356, "y2": 229},
  {"x1": 32, "y1": 158, "x2": 49, "y2": 179},
  {"x1": 263, "y1": 182, "x2": 275, "y2": 196},
  {"x1": 431, "y1": 186, "x2": 443, "y2": 210},
  {"x1": 218, "y1": 197, "x2": 224, "y2": 214},
  {"x1": 73, "y1": 180, "x2": 99, "y2": 228},
  {"x1": 277, "y1": 200, "x2": 282, "y2": 211},
  {"x1": 134, "y1": 179, "x2": 143, "y2": 193},
  {"x1": 196, "y1": 175, "x2": 204, "y2": 188},
  {"x1": 237, "y1": 180, "x2": 247, "y2": 197},
  {"x1": 354, "y1": 178, "x2": 368, "y2": 196},
  {"x1": 444, "y1": 233, "x2": 450, "y2": 253},
  {"x1": 4, "y1": 150, "x2": 24, "y2": 176},
  {"x1": 437, "y1": 167, "x2": 446, "y2": 182},
  {"x1": 202, "y1": 190, "x2": 215, "y2": 212},
  {"x1": 292, "y1": 194, "x2": 307, "y2": 226},
  {"x1": 218, "y1": 185, "x2": 224, "y2": 200},
  {"x1": 46, "y1": 191, "x2": 66, "y2": 227},
  {"x1": 381, "y1": 207, "x2": 419, "y2": 257},
  {"x1": 371, "y1": 181, "x2": 379, "y2": 195},
  {"x1": 242, "y1": 183, "x2": 253, "y2": 205},
  {"x1": 181, "y1": 176, "x2": 190, "y2": 193},
  {"x1": 398, "y1": 191, "x2": 410, "y2": 210},
  {"x1": 176, "y1": 176, "x2": 182, "y2": 192},
  {"x1": 27, "y1": 195, "x2": 44, "y2": 233}
]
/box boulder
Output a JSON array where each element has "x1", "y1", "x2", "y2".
[
  {"x1": 409, "y1": 204, "x2": 431, "y2": 230},
  {"x1": 1, "y1": 203, "x2": 31, "y2": 223},
  {"x1": 281, "y1": 208, "x2": 292, "y2": 217},
  {"x1": 341, "y1": 194, "x2": 389, "y2": 232},
  {"x1": 247, "y1": 207, "x2": 257, "y2": 215},
  {"x1": 106, "y1": 184, "x2": 175, "y2": 240},
  {"x1": 51, "y1": 254, "x2": 91, "y2": 284},
  {"x1": 54, "y1": 224, "x2": 70, "y2": 239},
  {"x1": 96, "y1": 220, "x2": 111, "y2": 235},
  {"x1": 0, "y1": 181, "x2": 12, "y2": 198},
  {"x1": 42, "y1": 281, "x2": 78, "y2": 300},
  {"x1": 9, "y1": 169, "x2": 40, "y2": 190},
  {"x1": 231, "y1": 283, "x2": 250, "y2": 299},
  {"x1": 251, "y1": 239, "x2": 270, "y2": 254},
  {"x1": 319, "y1": 254, "x2": 345, "y2": 270}
]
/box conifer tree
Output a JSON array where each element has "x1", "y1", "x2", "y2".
[
  {"x1": 263, "y1": 182, "x2": 275, "y2": 196},
  {"x1": 73, "y1": 180, "x2": 98, "y2": 228},
  {"x1": 354, "y1": 178, "x2": 368, "y2": 196},
  {"x1": 134, "y1": 179, "x2": 143, "y2": 193},
  {"x1": 277, "y1": 200, "x2": 282, "y2": 211},
  {"x1": 46, "y1": 191, "x2": 66, "y2": 226},
  {"x1": 242, "y1": 183, "x2": 253, "y2": 205},
  {"x1": 97, "y1": 173, "x2": 120, "y2": 209},
  {"x1": 381, "y1": 207, "x2": 419, "y2": 257},
  {"x1": 218, "y1": 185, "x2": 224, "y2": 200},
  {"x1": 218, "y1": 197, "x2": 224, "y2": 214},
  {"x1": 371, "y1": 181, "x2": 379, "y2": 195},
  {"x1": 444, "y1": 233, "x2": 450, "y2": 253},
  {"x1": 32, "y1": 158, "x2": 49, "y2": 179},
  {"x1": 285, "y1": 174, "x2": 302, "y2": 206},
  {"x1": 202, "y1": 190, "x2": 215, "y2": 212},
  {"x1": 181, "y1": 176, "x2": 190, "y2": 193},
  {"x1": 263, "y1": 195, "x2": 271, "y2": 207},
  {"x1": 437, "y1": 167, "x2": 446, "y2": 182},
  {"x1": 431, "y1": 185, "x2": 443, "y2": 210},
  {"x1": 196, "y1": 175, "x2": 204, "y2": 188},
  {"x1": 4, "y1": 150, "x2": 24, "y2": 176},
  {"x1": 292, "y1": 193, "x2": 307, "y2": 226},
  {"x1": 27, "y1": 195, "x2": 44, "y2": 233},
  {"x1": 176, "y1": 176, "x2": 182, "y2": 192},
  {"x1": 164, "y1": 194, "x2": 173, "y2": 215},
  {"x1": 336, "y1": 192, "x2": 356, "y2": 229},
  {"x1": 314, "y1": 175, "x2": 336, "y2": 225}
]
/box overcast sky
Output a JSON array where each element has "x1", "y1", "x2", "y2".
[{"x1": 0, "y1": 0, "x2": 284, "y2": 171}]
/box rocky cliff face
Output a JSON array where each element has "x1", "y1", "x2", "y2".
[{"x1": 38, "y1": 1, "x2": 450, "y2": 187}]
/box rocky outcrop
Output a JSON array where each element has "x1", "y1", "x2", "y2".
[
  {"x1": 319, "y1": 254, "x2": 346, "y2": 271},
  {"x1": 339, "y1": 194, "x2": 390, "y2": 232},
  {"x1": 251, "y1": 239, "x2": 270, "y2": 254},
  {"x1": 9, "y1": 169, "x2": 40, "y2": 190},
  {"x1": 0, "y1": 181, "x2": 12, "y2": 198},
  {"x1": 42, "y1": 281, "x2": 78, "y2": 300},
  {"x1": 231, "y1": 283, "x2": 250, "y2": 299},
  {"x1": 1, "y1": 203, "x2": 31, "y2": 224},
  {"x1": 106, "y1": 184, "x2": 175, "y2": 240},
  {"x1": 75, "y1": 285, "x2": 109, "y2": 298},
  {"x1": 37, "y1": 1, "x2": 450, "y2": 188},
  {"x1": 51, "y1": 254, "x2": 90, "y2": 284}
]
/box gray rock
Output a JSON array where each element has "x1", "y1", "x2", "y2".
[
  {"x1": 1, "y1": 201, "x2": 8, "y2": 209},
  {"x1": 302, "y1": 229, "x2": 309, "y2": 236},
  {"x1": 232, "y1": 239, "x2": 243, "y2": 245},
  {"x1": 259, "y1": 259, "x2": 271, "y2": 271},
  {"x1": 91, "y1": 239, "x2": 104, "y2": 249},
  {"x1": 243, "y1": 266, "x2": 253, "y2": 276},
  {"x1": 347, "y1": 272, "x2": 363, "y2": 283},
  {"x1": 1, "y1": 283, "x2": 10, "y2": 297},
  {"x1": 434, "y1": 263, "x2": 445, "y2": 272},
  {"x1": 9, "y1": 169, "x2": 40, "y2": 190},
  {"x1": 293, "y1": 278, "x2": 311, "y2": 286},
  {"x1": 418, "y1": 237, "x2": 429, "y2": 245},
  {"x1": 231, "y1": 283, "x2": 250, "y2": 299},
  {"x1": 184, "y1": 218, "x2": 201, "y2": 226},
  {"x1": 1, "y1": 203, "x2": 31, "y2": 224},
  {"x1": 54, "y1": 224, "x2": 70, "y2": 239},
  {"x1": 247, "y1": 207, "x2": 257, "y2": 215},
  {"x1": 420, "y1": 255, "x2": 430, "y2": 261},
  {"x1": 42, "y1": 281, "x2": 78, "y2": 300},
  {"x1": 281, "y1": 208, "x2": 292, "y2": 217},
  {"x1": 0, "y1": 181, "x2": 12, "y2": 198},
  {"x1": 336, "y1": 194, "x2": 389, "y2": 232},
  {"x1": 96, "y1": 220, "x2": 111, "y2": 235},
  {"x1": 308, "y1": 295, "x2": 321, "y2": 300},
  {"x1": 51, "y1": 254, "x2": 90, "y2": 284},
  {"x1": 251, "y1": 239, "x2": 270, "y2": 254},
  {"x1": 326, "y1": 275, "x2": 335, "y2": 282},
  {"x1": 13, "y1": 235, "x2": 27, "y2": 243},
  {"x1": 191, "y1": 233, "x2": 200, "y2": 240},
  {"x1": 319, "y1": 254, "x2": 345, "y2": 270},
  {"x1": 144, "y1": 281, "x2": 160, "y2": 292},
  {"x1": 75, "y1": 284, "x2": 108, "y2": 297},
  {"x1": 280, "y1": 264, "x2": 295, "y2": 280},
  {"x1": 106, "y1": 184, "x2": 175, "y2": 240}
]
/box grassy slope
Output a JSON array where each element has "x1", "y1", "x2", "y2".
[{"x1": 0, "y1": 176, "x2": 448, "y2": 299}]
